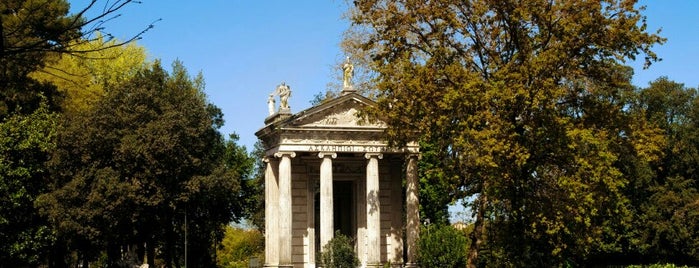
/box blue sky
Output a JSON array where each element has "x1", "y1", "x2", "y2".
[{"x1": 70, "y1": 0, "x2": 699, "y2": 152}]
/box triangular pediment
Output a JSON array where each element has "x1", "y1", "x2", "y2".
[
  {"x1": 255, "y1": 92, "x2": 419, "y2": 156},
  {"x1": 288, "y1": 93, "x2": 386, "y2": 129}
]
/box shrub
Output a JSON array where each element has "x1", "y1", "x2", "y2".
[
  {"x1": 216, "y1": 226, "x2": 264, "y2": 268},
  {"x1": 417, "y1": 224, "x2": 468, "y2": 268},
  {"x1": 320, "y1": 231, "x2": 360, "y2": 268}
]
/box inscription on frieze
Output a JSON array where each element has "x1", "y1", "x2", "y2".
[{"x1": 308, "y1": 145, "x2": 386, "y2": 153}]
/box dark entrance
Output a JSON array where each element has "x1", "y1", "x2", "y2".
[
  {"x1": 314, "y1": 180, "x2": 356, "y2": 255},
  {"x1": 333, "y1": 181, "x2": 355, "y2": 239}
]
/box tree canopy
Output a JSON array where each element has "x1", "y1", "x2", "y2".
[
  {"x1": 36, "y1": 61, "x2": 249, "y2": 267},
  {"x1": 30, "y1": 35, "x2": 148, "y2": 114},
  {"x1": 349, "y1": 0, "x2": 665, "y2": 266},
  {"x1": 0, "y1": 0, "x2": 152, "y2": 117}
]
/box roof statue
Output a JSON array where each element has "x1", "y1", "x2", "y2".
[
  {"x1": 265, "y1": 82, "x2": 292, "y2": 117},
  {"x1": 342, "y1": 56, "x2": 355, "y2": 94},
  {"x1": 267, "y1": 93, "x2": 276, "y2": 116}
]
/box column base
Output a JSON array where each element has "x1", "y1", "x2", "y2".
[{"x1": 404, "y1": 262, "x2": 419, "y2": 268}]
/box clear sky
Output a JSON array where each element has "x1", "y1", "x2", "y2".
[{"x1": 70, "y1": 0, "x2": 699, "y2": 152}]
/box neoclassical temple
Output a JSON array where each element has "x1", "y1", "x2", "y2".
[{"x1": 256, "y1": 64, "x2": 420, "y2": 268}]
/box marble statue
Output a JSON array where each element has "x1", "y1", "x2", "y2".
[
  {"x1": 276, "y1": 82, "x2": 291, "y2": 110},
  {"x1": 267, "y1": 93, "x2": 276, "y2": 116},
  {"x1": 343, "y1": 56, "x2": 354, "y2": 89}
]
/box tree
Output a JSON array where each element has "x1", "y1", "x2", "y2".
[
  {"x1": 417, "y1": 224, "x2": 468, "y2": 268},
  {"x1": 627, "y1": 78, "x2": 699, "y2": 265},
  {"x1": 0, "y1": 100, "x2": 57, "y2": 267},
  {"x1": 216, "y1": 226, "x2": 264, "y2": 268},
  {"x1": 349, "y1": 0, "x2": 664, "y2": 266},
  {"x1": 0, "y1": 1, "x2": 152, "y2": 266},
  {"x1": 242, "y1": 141, "x2": 266, "y2": 230},
  {"x1": 37, "y1": 61, "x2": 245, "y2": 267},
  {"x1": 30, "y1": 35, "x2": 149, "y2": 114},
  {"x1": 0, "y1": 0, "x2": 153, "y2": 116}
]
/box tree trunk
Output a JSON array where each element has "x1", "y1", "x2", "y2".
[{"x1": 467, "y1": 192, "x2": 487, "y2": 268}]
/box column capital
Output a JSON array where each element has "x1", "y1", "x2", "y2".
[
  {"x1": 364, "y1": 152, "x2": 383, "y2": 160},
  {"x1": 274, "y1": 151, "x2": 296, "y2": 158},
  {"x1": 318, "y1": 152, "x2": 337, "y2": 159}
]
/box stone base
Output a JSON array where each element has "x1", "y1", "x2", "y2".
[
  {"x1": 341, "y1": 86, "x2": 356, "y2": 95},
  {"x1": 264, "y1": 111, "x2": 291, "y2": 125},
  {"x1": 404, "y1": 262, "x2": 419, "y2": 268}
]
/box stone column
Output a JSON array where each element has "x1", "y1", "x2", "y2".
[
  {"x1": 318, "y1": 152, "x2": 337, "y2": 250},
  {"x1": 365, "y1": 153, "x2": 383, "y2": 267},
  {"x1": 275, "y1": 152, "x2": 296, "y2": 268},
  {"x1": 405, "y1": 154, "x2": 420, "y2": 267},
  {"x1": 264, "y1": 157, "x2": 279, "y2": 267}
]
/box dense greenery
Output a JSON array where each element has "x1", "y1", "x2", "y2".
[
  {"x1": 216, "y1": 226, "x2": 264, "y2": 268},
  {"x1": 622, "y1": 78, "x2": 699, "y2": 265},
  {"x1": 0, "y1": 1, "x2": 255, "y2": 267},
  {"x1": 36, "y1": 61, "x2": 250, "y2": 267},
  {"x1": 417, "y1": 224, "x2": 468, "y2": 268},
  {"x1": 1, "y1": 0, "x2": 698, "y2": 267},
  {"x1": 320, "y1": 231, "x2": 360, "y2": 268},
  {"x1": 0, "y1": 101, "x2": 57, "y2": 266},
  {"x1": 343, "y1": 0, "x2": 699, "y2": 266}
]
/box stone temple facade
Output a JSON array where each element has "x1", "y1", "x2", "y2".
[{"x1": 256, "y1": 85, "x2": 420, "y2": 268}]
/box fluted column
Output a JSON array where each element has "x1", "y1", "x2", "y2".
[
  {"x1": 264, "y1": 157, "x2": 279, "y2": 267},
  {"x1": 275, "y1": 152, "x2": 296, "y2": 268},
  {"x1": 365, "y1": 153, "x2": 383, "y2": 267},
  {"x1": 405, "y1": 154, "x2": 420, "y2": 267},
  {"x1": 318, "y1": 152, "x2": 337, "y2": 250}
]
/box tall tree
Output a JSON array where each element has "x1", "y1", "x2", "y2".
[
  {"x1": 349, "y1": 0, "x2": 664, "y2": 266},
  {"x1": 0, "y1": 1, "x2": 152, "y2": 266},
  {"x1": 37, "y1": 61, "x2": 245, "y2": 267},
  {"x1": 628, "y1": 77, "x2": 699, "y2": 265}
]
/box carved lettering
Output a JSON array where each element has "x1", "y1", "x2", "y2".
[{"x1": 308, "y1": 145, "x2": 386, "y2": 153}]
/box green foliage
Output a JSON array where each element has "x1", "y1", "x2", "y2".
[
  {"x1": 349, "y1": 0, "x2": 664, "y2": 266},
  {"x1": 216, "y1": 226, "x2": 264, "y2": 268},
  {"x1": 320, "y1": 231, "x2": 360, "y2": 268},
  {"x1": 36, "y1": 61, "x2": 247, "y2": 266},
  {"x1": 0, "y1": 0, "x2": 78, "y2": 74},
  {"x1": 0, "y1": 0, "x2": 153, "y2": 266},
  {"x1": 0, "y1": 0, "x2": 147, "y2": 117},
  {"x1": 0, "y1": 101, "x2": 57, "y2": 266},
  {"x1": 418, "y1": 140, "x2": 460, "y2": 225},
  {"x1": 417, "y1": 225, "x2": 468, "y2": 268},
  {"x1": 243, "y1": 140, "x2": 267, "y2": 230},
  {"x1": 624, "y1": 78, "x2": 699, "y2": 265}
]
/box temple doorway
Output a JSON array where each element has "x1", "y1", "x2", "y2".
[
  {"x1": 333, "y1": 180, "x2": 356, "y2": 239},
  {"x1": 315, "y1": 180, "x2": 356, "y2": 254}
]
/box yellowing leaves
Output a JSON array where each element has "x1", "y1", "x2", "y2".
[{"x1": 30, "y1": 35, "x2": 148, "y2": 114}]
